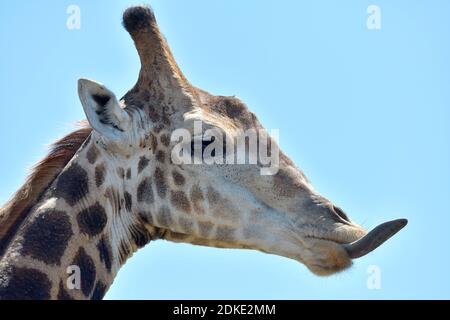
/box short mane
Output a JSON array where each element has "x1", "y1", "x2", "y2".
[{"x1": 0, "y1": 121, "x2": 92, "y2": 256}]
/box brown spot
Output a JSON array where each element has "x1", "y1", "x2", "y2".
[
  {"x1": 178, "y1": 216, "x2": 194, "y2": 234},
  {"x1": 216, "y1": 226, "x2": 235, "y2": 242},
  {"x1": 206, "y1": 187, "x2": 220, "y2": 205},
  {"x1": 172, "y1": 170, "x2": 185, "y2": 186},
  {"x1": 0, "y1": 266, "x2": 51, "y2": 300},
  {"x1": 161, "y1": 113, "x2": 170, "y2": 126},
  {"x1": 198, "y1": 221, "x2": 213, "y2": 238},
  {"x1": 86, "y1": 145, "x2": 99, "y2": 164},
  {"x1": 141, "y1": 89, "x2": 150, "y2": 101},
  {"x1": 137, "y1": 177, "x2": 154, "y2": 204},
  {"x1": 138, "y1": 156, "x2": 150, "y2": 174},
  {"x1": 124, "y1": 192, "x2": 132, "y2": 211},
  {"x1": 150, "y1": 133, "x2": 158, "y2": 152},
  {"x1": 243, "y1": 225, "x2": 262, "y2": 239},
  {"x1": 160, "y1": 133, "x2": 170, "y2": 147},
  {"x1": 72, "y1": 248, "x2": 96, "y2": 297},
  {"x1": 53, "y1": 163, "x2": 89, "y2": 206},
  {"x1": 77, "y1": 203, "x2": 107, "y2": 237},
  {"x1": 212, "y1": 96, "x2": 255, "y2": 128},
  {"x1": 91, "y1": 281, "x2": 107, "y2": 300},
  {"x1": 156, "y1": 206, "x2": 173, "y2": 228},
  {"x1": 272, "y1": 168, "x2": 305, "y2": 198},
  {"x1": 156, "y1": 150, "x2": 165, "y2": 163},
  {"x1": 148, "y1": 105, "x2": 160, "y2": 123},
  {"x1": 117, "y1": 167, "x2": 125, "y2": 179},
  {"x1": 205, "y1": 187, "x2": 238, "y2": 220},
  {"x1": 154, "y1": 167, "x2": 167, "y2": 198},
  {"x1": 97, "y1": 236, "x2": 112, "y2": 272},
  {"x1": 95, "y1": 164, "x2": 106, "y2": 187},
  {"x1": 190, "y1": 184, "x2": 205, "y2": 214},
  {"x1": 170, "y1": 190, "x2": 191, "y2": 213},
  {"x1": 21, "y1": 209, "x2": 73, "y2": 265},
  {"x1": 126, "y1": 168, "x2": 132, "y2": 180}
]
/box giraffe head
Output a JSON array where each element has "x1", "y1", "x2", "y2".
[{"x1": 77, "y1": 6, "x2": 406, "y2": 276}]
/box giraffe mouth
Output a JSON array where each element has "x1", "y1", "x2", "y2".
[
  {"x1": 300, "y1": 219, "x2": 407, "y2": 276},
  {"x1": 304, "y1": 218, "x2": 407, "y2": 259},
  {"x1": 342, "y1": 219, "x2": 408, "y2": 259}
]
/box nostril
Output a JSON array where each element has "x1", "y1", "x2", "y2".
[{"x1": 333, "y1": 205, "x2": 351, "y2": 223}]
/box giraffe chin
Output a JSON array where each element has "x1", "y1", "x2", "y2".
[{"x1": 301, "y1": 238, "x2": 356, "y2": 276}]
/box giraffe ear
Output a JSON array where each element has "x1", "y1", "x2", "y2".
[{"x1": 78, "y1": 78, "x2": 131, "y2": 142}]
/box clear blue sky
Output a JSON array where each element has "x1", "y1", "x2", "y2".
[{"x1": 1, "y1": 0, "x2": 449, "y2": 299}]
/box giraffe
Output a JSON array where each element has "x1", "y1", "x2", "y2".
[{"x1": 0, "y1": 6, "x2": 407, "y2": 300}]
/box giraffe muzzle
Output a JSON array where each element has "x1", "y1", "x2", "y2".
[{"x1": 343, "y1": 219, "x2": 408, "y2": 259}]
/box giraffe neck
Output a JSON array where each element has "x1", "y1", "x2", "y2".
[{"x1": 0, "y1": 134, "x2": 159, "y2": 300}]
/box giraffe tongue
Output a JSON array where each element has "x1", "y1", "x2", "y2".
[{"x1": 343, "y1": 219, "x2": 408, "y2": 259}]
